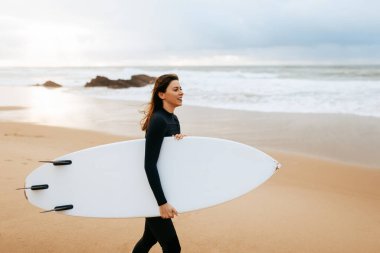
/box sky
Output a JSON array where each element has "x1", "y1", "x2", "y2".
[{"x1": 1, "y1": 0, "x2": 380, "y2": 66}]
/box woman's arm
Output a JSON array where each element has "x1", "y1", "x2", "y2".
[{"x1": 144, "y1": 115, "x2": 168, "y2": 206}]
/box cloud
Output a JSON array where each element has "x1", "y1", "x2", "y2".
[{"x1": 0, "y1": 0, "x2": 379, "y2": 66}]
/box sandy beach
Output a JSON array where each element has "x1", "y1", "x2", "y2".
[
  {"x1": 2, "y1": 0, "x2": 380, "y2": 250},
  {"x1": 1, "y1": 88, "x2": 380, "y2": 252}
]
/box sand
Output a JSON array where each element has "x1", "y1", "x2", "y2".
[
  {"x1": 0, "y1": 120, "x2": 379, "y2": 253},
  {"x1": 0, "y1": 85, "x2": 379, "y2": 253},
  {"x1": 0, "y1": 106, "x2": 27, "y2": 111}
]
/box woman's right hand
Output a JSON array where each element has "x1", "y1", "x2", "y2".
[
  {"x1": 173, "y1": 134, "x2": 186, "y2": 140},
  {"x1": 159, "y1": 203, "x2": 178, "y2": 219}
]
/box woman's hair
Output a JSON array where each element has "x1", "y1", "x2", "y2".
[{"x1": 140, "y1": 73, "x2": 179, "y2": 131}]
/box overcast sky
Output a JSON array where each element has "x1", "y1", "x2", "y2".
[{"x1": 1, "y1": 0, "x2": 380, "y2": 66}]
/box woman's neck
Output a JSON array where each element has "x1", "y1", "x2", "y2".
[{"x1": 162, "y1": 102, "x2": 175, "y2": 113}]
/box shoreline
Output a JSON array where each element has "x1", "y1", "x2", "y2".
[
  {"x1": 1, "y1": 87, "x2": 380, "y2": 168},
  {"x1": 2, "y1": 84, "x2": 380, "y2": 119}
]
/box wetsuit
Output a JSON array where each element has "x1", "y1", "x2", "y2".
[{"x1": 132, "y1": 108, "x2": 181, "y2": 253}]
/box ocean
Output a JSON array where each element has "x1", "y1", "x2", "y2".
[{"x1": 0, "y1": 65, "x2": 379, "y2": 118}]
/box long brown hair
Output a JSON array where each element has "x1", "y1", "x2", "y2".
[{"x1": 141, "y1": 74, "x2": 179, "y2": 131}]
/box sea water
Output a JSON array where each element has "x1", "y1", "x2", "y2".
[{"x1": 0, "y1": 65, "x2": 379, "y2": 118}]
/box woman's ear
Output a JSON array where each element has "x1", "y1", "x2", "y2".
[{"x1": 158, "y1": 92, "x2": 166, "y2": 100}]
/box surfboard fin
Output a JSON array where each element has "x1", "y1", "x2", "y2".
[
  {"x1": 39, "y1": 160, "x2": 72, "y2": 166},
  {"x1": 274, "y1": 163, "x2": 282, "y2": 173},
  {"x1": 40, "y1": 205, "x2": 74, "y2": 213},
  {"x1": 16, "y1": 184, "x2": 49, "y2": 190}
]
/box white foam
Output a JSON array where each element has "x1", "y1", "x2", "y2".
[{"x1": 1, "y1": 66, "x2": 380, "y2": 118}]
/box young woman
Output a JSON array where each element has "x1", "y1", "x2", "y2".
[{"x1": 132, "y1": 74, "x2": 184, "y2": 253}]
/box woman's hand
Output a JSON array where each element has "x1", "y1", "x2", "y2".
[
  {"x1": 159, "y1": 203, "x2": 178, "y2": 219},
  {"x1": 173, "y1": 134, "x2": 186, "y2": 140}
]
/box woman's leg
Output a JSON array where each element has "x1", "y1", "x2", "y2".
[
  {"x1": 146, "y1": 216, "x2": 181, "y2": 253},
  {"x1": 132, "y1": 219, "x2": 158, "y2": 253}
]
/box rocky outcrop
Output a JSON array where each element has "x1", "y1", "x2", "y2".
[
  {"x1": 85, "y1": 74, "x2": 156, "y2": 89},
  {"x1": 34, "y1": 80, "x2": 62, "y2": 88}
]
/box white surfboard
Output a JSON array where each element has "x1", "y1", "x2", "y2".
[{"x1": 24, "y1": 136, "x2": 278, "y2": 218}]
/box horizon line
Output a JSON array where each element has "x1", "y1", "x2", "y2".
[{"x1": 1, "y1": 63, "x2": 380, "y2": 68}]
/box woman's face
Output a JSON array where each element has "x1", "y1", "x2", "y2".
[{"x1": 159, "y1": 80, "x2": 184, "y2": 108}]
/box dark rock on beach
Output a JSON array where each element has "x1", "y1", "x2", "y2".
[
  {"x1": 34, "y1": 81, "x2": 62, "y2": 88},
  {"x1": 85, "y1": 74, "x2": 156, "y2": 89}
]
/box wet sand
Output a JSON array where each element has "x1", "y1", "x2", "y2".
[
  {"x1": 1, "y1": 86, "x2": 379, "y2": 167},
  {"x1": 0, "y1": 106, "x2": 26, "y2": 111}
]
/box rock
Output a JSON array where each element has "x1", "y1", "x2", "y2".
[
  {"x1": 84, "y1": 76, "x2": 112, "y2": 88},
  {"x1": 131, "y1": 74, "x2": 156, "y2": 85},
  {"x1": 85, "y1": 74, "x2": 156, "y2": 89},
  {"x1": 34, "y1": 81, "x2": 62, "y2": 88}
]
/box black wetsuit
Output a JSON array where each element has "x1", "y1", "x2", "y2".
[{"x1": 132, "y1": 108, "x2": 181, "y2": 253}]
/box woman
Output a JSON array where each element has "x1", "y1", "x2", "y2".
[{"x1": 132, "y1": 74, "x2": 184, "y2": 253}]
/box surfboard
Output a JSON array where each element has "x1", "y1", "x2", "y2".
[{"x1": 23, "y1": 136, "x2": 279, "y2": 218}]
